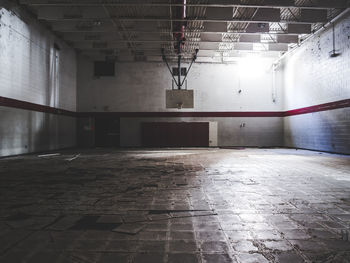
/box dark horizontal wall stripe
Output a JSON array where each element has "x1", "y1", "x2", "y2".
[
  {"x1": 77, "y1": 111, "x2": 285, "y2": 118},
  {"x1": 1, "y1": 96, "x2": 349, "y2": 118},
  {"x1": 0, "y1": 96, "x2": 76, "y2": 117},
  {"x1": 285, "y1": 99, "x2": 350, "y2": 117}
]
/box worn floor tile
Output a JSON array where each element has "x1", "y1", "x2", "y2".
[
  {"x1": 0, "y1": 148, "x2": 349, "y2": 262},
  {"x1": 202, "y1": 253, "x2": 236, "y2": 263}
]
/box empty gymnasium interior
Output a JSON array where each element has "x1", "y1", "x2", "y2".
[{"x1": 1, "y1": 0, "x2": 350, "y2": 262}]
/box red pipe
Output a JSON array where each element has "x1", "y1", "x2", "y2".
[
  {"x1": 173, "y1": 0, "x2": 186, "y2": 52},
  {"x1": 180, "y1": 0, "x2": 186, "y2": 41}
]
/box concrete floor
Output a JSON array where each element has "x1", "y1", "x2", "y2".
[{"x1": 0, "y1": 148, "x2": 350, "y2": 263}]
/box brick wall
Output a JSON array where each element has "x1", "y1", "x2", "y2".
[
  {"x1": 0, "y1": 8, "x2": 76, "y2": 111},
  {"x1": 0, "y1": 7, "x2": 77, "y2": 156},
  {"x1": 77, "y1": 58, "x2": 283, "y2": 112},
  {"x1": 282, "y1": 13, "x2": 350, "y2": 154},
  {"x1": 77, "y1": 57, "x2": 284, "y2": 147}
]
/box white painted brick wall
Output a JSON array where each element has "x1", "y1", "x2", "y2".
[
  {"x1": 77, "y1": 57, "x2": 283, "y2": 112},
  {"x1": 283, "y1": 15, "x2": 350, "y2": 109},
  {"x1": 77, "y1": 56, "x2": 284, "y2": 147},
  {"x1": 0, "y1": 106, "x2": 76, "y2": 156},
  {"x1": 282, "y1": 13, "x2": 350, "y2": 154},
  {"x1": 0, "y1": 7, "x2": 77, "y2": 156},
  {"x1": 0, "y1": 8, "x2": 76, "y2": 111},
  {"x1": 284, "y1": 109, "x2": 350, "y2": 154}
]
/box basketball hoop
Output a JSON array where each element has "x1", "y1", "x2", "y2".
[{"x1": 166, "y1": 90, "x2": 193, "y2": 109}]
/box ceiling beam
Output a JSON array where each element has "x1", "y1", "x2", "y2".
[
  {"x1": 79, "y1": 50, "x2": 281, "y2": 59},
  {"x1": 70, "y1": 40, "x2": 292, "y2": 46},
  {"x1": 74, "y1": 42, "x2": 289, "y2": 52},
  {"x1": 57, "y1": 30, "x2": 299, "y2": 35},
  {"x1": 39, "y1": 17, "x2": 328, "y2": 24},
  {"x1": 19, "y1": 0, "x2": 349, "y2": 10},
  {"x1": 69, "y1": 40, "x2": 294, "y2": 45}
]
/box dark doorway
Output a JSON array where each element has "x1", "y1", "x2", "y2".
[
  {"x1": 95, "y1": 117, "x2": 120, "y2": 147},
  {"x1": 141, "y1": 122, "x2": 209, "y2": 147}
]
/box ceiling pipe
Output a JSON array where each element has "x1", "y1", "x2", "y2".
[
  {"x1": 181, "y1": 0, "x2": 186, "y2": 43},
  {"x1": 161, "y1": 0, "x2": 197, "y2": 91},
  {"x1": 173, "y1": 0, "x2": 186, "y2": 53},
  {"x1": 172, "y1": 0, "x2": 186, "y2": 89}
]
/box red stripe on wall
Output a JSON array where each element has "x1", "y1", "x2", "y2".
[
  {"x1": 284, "y1": 99, "x2": 350, "y2": 116},
  {"x1": 1, "y1": 96, "x2": 349, "y2": 118},
  {"x1": 0, "y1": 96, "x2": 76, "y2": 117},
  {"x1": 77, "y1": 111, "x2": 285, "y2": 118}
]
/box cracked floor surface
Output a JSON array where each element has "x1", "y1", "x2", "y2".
[{"x1": 0, "y1": 148, "x2": 350, "y2": 263}]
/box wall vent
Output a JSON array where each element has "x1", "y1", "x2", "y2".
[{"x1": 94, "y1": 61, "x2": 115, "y2": 77}]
